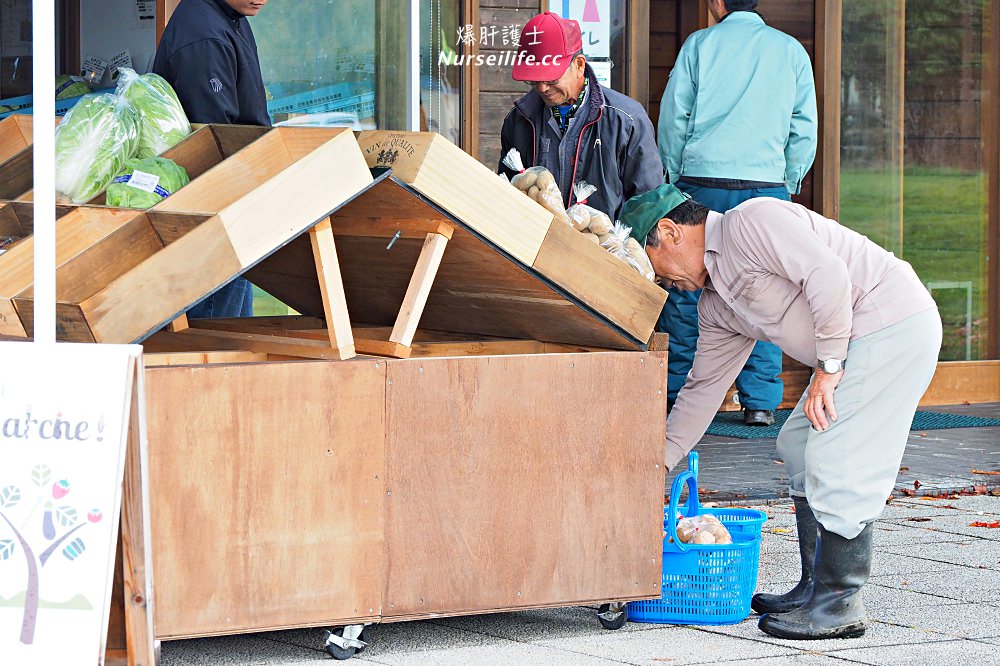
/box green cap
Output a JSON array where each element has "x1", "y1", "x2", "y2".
[{"x1": 621, "y1": 184, "x2": 691, "y2": 246}]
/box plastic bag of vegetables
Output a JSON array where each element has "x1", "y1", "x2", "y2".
[
  {"x1": 106, "y1": 156, "x2": 190, "y2": 209},
  {"x1": 115, "y1": 67, "x2": 191, "y2": 159},
  {"x1": 54, "y1": 93, "x2": 140, "y2": 203},
  {"x1": 501, "y1": 148, "x2": 571, "y2": 227}
]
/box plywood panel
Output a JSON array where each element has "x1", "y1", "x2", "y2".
[
  {"x1": 145, "y1": 360, "x2": 386, "y2": 637},
  {"x1": 383, "y1": 352, "x2": 666, "y2": 617}
]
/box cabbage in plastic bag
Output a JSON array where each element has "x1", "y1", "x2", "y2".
[
  {"x1": 54, "y1": 93, "x2": 140, "y2": 203},
  {"x1": 106, "y1": 156, "x2": 190, "y2": 209},
  {"x1": 116, "y1": 67, "x2": 191, "y2": 159}
]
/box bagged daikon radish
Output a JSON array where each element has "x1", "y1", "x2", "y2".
[
  {"x1": 566, "y1": 181, "x2": 613, "y2": 234},
  {"x1": 501, "y1": 148, "x2": 571, "y2": 226}
]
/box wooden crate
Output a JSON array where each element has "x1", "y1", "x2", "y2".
[
  {"x1": 11, "y1": 127, "x2": 375, "y2": 345},
  {"x1": 0, "y1": 206, "x2": 145, "y2": 336},
  {"x1": 355, "y1": 131, "x2": 666, "y2": 349},
  {"x1": 142, "y1": 350, "x2": 666, "y2": 638},
  {"x1": 0, "y1": 114, "x2": 37, "y2": 163}
]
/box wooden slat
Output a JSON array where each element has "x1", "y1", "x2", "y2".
[
  {"x1": 143, "y1": 350, "x2": 267, "y2": 366},
  {"x1": 145, "y1": 360, "x2": 386, "y2": 637},
  {"x1": 390, "y1": 233, "x2": 450, "y2": 347},
  {"x1": 168, "y1": 327, "x2": 349, "y2": 360},
  {"x1": 121, "y1": 359, "x2": 156, "y2": 666},
  {"x1": 382, "y1": 352, "x2": 665, "y2": 617},
  {"x1": 531, "y1": 220, "x2": 667, "y2": 346},
  {"x1": 628, "y1": 0, "x2": 651, "y2": 110},
  {"x1": 0, "y1": 115, "x2": 35, "y2": 163},
  {"x1": 0, "y1": 147, "x2": 35, "y2": 199},
  {"x1": 309, "y1": 218, "x2": 355, "y2": 359},
  {"x1": 333, "y1": 217, "x2": 454, "y2": 240},
  {"x1": 814, "y1": 0, "x2": 842, "y2": 218}
]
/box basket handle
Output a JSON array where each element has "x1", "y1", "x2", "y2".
[{"x1": 666, "y1": 470, "x2": 700, "y2": 553}]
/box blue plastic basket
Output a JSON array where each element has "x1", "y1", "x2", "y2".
[{"x1": 628, "y1": 452, "x2": 766, "y2": 625}]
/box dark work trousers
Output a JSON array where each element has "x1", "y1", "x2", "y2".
[{"x1": 658, "y1": 182, "x2": 790, "y2": 409}]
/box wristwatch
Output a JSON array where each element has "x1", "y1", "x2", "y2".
[{"x1": 818, "y1": 358, "x2": 845, "y2": 374}]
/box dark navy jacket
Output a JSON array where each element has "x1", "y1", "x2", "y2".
[
  {"x1": 497, "y1": 65, "x2": 663, "y2": 221},
  {"x1": 152, "y1": 0, "x2": 270, "y2": 126}
]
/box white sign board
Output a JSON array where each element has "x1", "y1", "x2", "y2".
[
  {"x1": 0, "y1": 342, "x2": 143, "y2": 665},
  {"x1": 549, "y1": 0, "x2": 611, "y2": 59}
]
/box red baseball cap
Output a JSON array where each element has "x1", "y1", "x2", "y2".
[{"x1": 511, "y1": 11, "x2": 583, "y2": 82}]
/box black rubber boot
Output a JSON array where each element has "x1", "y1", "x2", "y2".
[
  {"x1": 744, "y1": 409, "x2": 775, "y2": 426},
  {"x1": 758, "y1": 522, "x2": 873, "y2": 640},
  {"x1": 751, "y1": 496, "x2": 817, "y2": 614}
]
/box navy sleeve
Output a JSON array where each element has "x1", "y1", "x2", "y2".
[{"x1": 160, "y1": 38, "x2": 241, "y2": 124}]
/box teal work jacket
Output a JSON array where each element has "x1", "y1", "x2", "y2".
[{"x1": 657, "y1": 11, "x2": 818, "y2": 194}]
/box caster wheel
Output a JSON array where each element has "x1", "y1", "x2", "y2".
[
  {"x1": 597, "y1": 603, "x2": 627, "y2": 630},
  {"x1": 324, "y1": 625, "x2": 370, "y2": 660}
]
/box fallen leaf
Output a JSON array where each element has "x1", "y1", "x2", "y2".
[
  {"x1": 905, "y1": 517, "x2": 932, "y2": 522},
  {"x1": 773, "y1": 528, "x2": 793, "y2": 534},
  {"x1": 992, "y1": 489, "x2": 1000, "y2": 497},
  {"x1": 970, "y1": 470, "x2": 1000, "y2": 476},
  {"x1": 902, "y1": 489, "x2": 916, "y2": 497},
  {"x1": 899, "y1": 466, "x2": 910, "y2": 472},
  {"x1": 969, "y1": 521, "x2": 1000, "y2": 528},
  {"x1": 973, "y1": 485, "x2": 988, "y2": 495},
  {"x1": 773, "y1": 459, "x2": 785, "y2": 465},
  {"x1": 914, "y1": 480, "x2": 922, "y2": 489}
]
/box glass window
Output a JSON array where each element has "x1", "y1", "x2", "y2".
[
  {"x1": 841, "y1": 0, "x2": 995, "y2": 360},
  {"x1": 251, "y1": 0, "x2": 462, "y2": 140}
]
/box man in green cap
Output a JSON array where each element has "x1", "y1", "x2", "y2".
[{"x1": 622, "y1": 184, "x2": 941, "y2": 641}]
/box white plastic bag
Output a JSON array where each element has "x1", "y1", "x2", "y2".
[
  {"x1": 600, "y1": 221, "x2": 656, "y2": 282},
  {"x1": 115, "y1": 67, "x2": 191, "y2": 158},
  {"x1": 674, "y1": 513, "x2": 733, "y2": 545},
  {"x1": 566, "y1": 181, "x2": 613, "y2": 234},
  {"x1": 502, "y1": 148, "x2": 571, "y2": 226}
]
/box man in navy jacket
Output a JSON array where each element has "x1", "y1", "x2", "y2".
[{"x1": 153, "y1": 0, "x2": 271, "y2": 317}]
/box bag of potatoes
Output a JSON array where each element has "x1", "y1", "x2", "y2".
[
  {"x1": 674, "y1": 513, "x2": 733, "y2": 545},
  {"x1": 566, "y1": 181, "x2": 614, "y2": 241},
  {"x1": 501, "y1": 148, "x2": 571, "y2": 226},
  {"x1": 599, "y1": 221, "x2": 656, "y2": 282}
]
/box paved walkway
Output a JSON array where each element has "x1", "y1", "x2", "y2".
[{"x1": 160, "y1": 404, "x2": 1000, "y2": 665}]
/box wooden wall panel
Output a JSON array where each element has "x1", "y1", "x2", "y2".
[
  {"x1": 146, "y1": 360, "x2": 386, "y2": 637},
  {"x1": 382, "y1": 352, "x2": 666, "y2": 618},
  {"x1": 477, "y1": 1, "x2": 544, "y2": 166}
]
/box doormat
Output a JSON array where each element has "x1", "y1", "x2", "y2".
[{"x1": 705, "y1": 410, "x2": 1000, "y2": 440}]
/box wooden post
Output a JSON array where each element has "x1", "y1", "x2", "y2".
[
  {"x1": 309, "y1": 218, "x2": 356, "y2": 359},
  {"x1": 389, "y1": 232, "x2": 449, "y2": 348},
  {"x1": 121, "y1": 358, "x2": 156, "y2": 666},
  {"x1": 814, "y1": 0, "x2": 843, "y2": 219}
]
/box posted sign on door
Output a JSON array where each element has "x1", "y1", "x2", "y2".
[{"x1": 0, "y1": 342, "x2": 143, "y2": 665}]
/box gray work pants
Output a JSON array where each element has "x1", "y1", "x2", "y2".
[{"x1": 777, "y1": 308, "x2": 943, "y2": 539}]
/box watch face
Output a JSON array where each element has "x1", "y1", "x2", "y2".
[{"x1": 823, "y1": 359, "x2": 841, "y2": 373}]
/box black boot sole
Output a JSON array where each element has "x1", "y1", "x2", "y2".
[{"x1": 758, "y1": 615, "x2": 867, "y2": 640}]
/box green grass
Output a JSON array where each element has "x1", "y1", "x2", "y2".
[
  {"x1": 251, "y1": 285, "x2": 296, "y2": 317},
  {"x1": 840, "y1": 167, "x2": 989, "y2": 360}
]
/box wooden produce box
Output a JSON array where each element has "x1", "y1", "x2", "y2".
[
  {"x1": 125, "y1": 134, "x2": 669, "y2": 643},
  {"x1": 139, "y1": 350, "x2": 667, "y2": 638},
  {"x1": 8, "y1": 127, "x2": 375, "y2": 346},
  {"x1": 0, "y1": 114, "x2": 38, "y2": 164}
]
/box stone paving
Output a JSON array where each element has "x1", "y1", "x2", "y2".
[{"x1": 159, "y1": 404, "x2": 1000, "y2": 665}]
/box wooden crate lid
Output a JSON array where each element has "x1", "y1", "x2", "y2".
[
  {"x1": 7, "y1": 127, "x2": 378, "y2": 344},
  {"x1": 249, "y1": 173, "x2": 665, "y2": 350},
  {"x1": 339, "y1": 131, "x2": 666, "y2": 348}
]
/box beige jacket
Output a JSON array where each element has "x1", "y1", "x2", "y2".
[{"x1": 664, "y1": 198, "x2": 937, "y2": 470}]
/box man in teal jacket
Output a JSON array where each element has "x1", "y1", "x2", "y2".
[{"x1": 657, "y1": 0, "x2": 817, "y2": 426}]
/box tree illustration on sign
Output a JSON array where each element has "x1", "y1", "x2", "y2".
[{"x1": 0, "y1": 464, "x2": 102, "y2": 645}]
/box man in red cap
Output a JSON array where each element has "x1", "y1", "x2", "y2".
[{"x1": 497, "y1": 11, "x2": 662, "y2": 221}]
